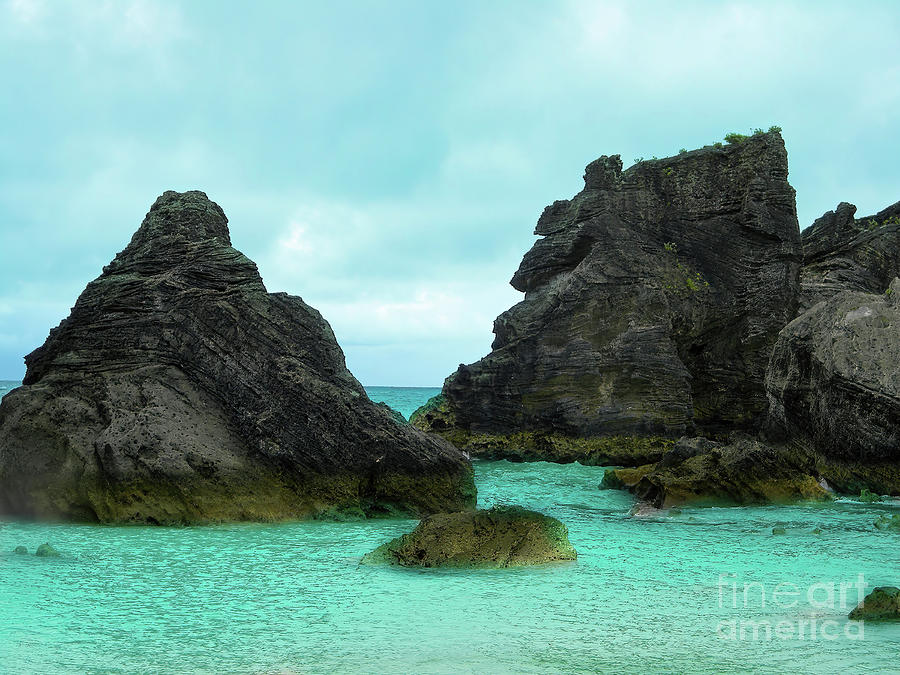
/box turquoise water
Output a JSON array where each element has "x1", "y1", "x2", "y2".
[
  {"x1": 366, "y1": 385, "x2": 440, "y2": 419},
  {"x1": 1, "y1": 384, "x2": 899, "y2": 673}
]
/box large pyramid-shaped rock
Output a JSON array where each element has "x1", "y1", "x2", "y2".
[
  {"x1": 0, "y1": 191, "x2": 475, "y2": 523},
  {"x1": 413, "y1": 132, "x2": 801, "y2": 462}
]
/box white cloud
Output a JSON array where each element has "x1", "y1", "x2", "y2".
[{"x1": 6, "y1": 0, "x2": 44, "y2": 24}]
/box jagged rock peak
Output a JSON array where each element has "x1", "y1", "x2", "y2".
[
  {"x1": 583, "y1": 155, "x2": 623, "y2": 190},
  {"x1": 131, "y1": 190, "x2": 231, "y2": 247},
  {"x1": 0, "y1": 190, "x2": 475, "y2": 523},
  {"x1": 799, "y1": 197, "x2": 900, "y2": 312}
]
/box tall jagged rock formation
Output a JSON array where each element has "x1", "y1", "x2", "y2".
[
  {"x1": 0, "y1": 191, "x2": 475, "y2": 523},
  {"x1": 800, "y1": 200, "x2": 900, "y2": 312},
  {"x1": 413, "y1": 132, "x2": 801, "y2": 462}
]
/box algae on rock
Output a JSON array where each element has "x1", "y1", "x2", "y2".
[{"x1": 363, "y1": 506, "x2": 577, "y2": 568}]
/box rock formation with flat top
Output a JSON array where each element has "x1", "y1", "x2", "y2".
[{"x1": 413, "y1": 132, "x2": 801, "y2": 462}]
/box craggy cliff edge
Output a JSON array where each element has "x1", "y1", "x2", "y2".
[
  {"x1": 0, "y1": 191, "x2": 475, "y2": 523},
  {"x1": 414, "y1": 131, "x2": 801, "y2": 463},
  {"x1": 800, "y1": 200, "x2": 900, "y2": 312}
]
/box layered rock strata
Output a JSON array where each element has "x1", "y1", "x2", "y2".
[
  {"x1": 0, "y1": 191, "x2": 475, "y2": 523},
  {"x1": 800, "y1": 200, "x2": 900, "y2": 312},
  {"x1": 414, "y1": 132, "x2": 801, "y2": 460}
]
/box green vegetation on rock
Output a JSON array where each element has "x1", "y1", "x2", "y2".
[
  {"x1": 859, "y1": 488, "x2": 883, "y2": 503},
  {"x1": 874, "y1": 514, "x2": 900, "y2": 531}
]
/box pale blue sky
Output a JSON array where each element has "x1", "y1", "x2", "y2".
[{"x1": 1, "y1": 0, "x2": 899, "y2": 384}]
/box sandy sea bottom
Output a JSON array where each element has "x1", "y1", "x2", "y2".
[{"x1": 1, "y1": 384, "x2": 898, "y2": 674}]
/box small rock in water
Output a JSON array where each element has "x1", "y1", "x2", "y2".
[
  {"x1": 849, "y1": 587, "x2": 900, "y2": 621},
  {"x1": 859, "y1": 488, "x2": 883, "y2": 503},
  {"x1": 13, "y1": 546, "x2": 27, "y2": 555},
  {"x1": 363, "y1": 505, "x2": 577, "y2": 568},
  {"x1": 874, "y1": 514, "x2": 900, "y2": 531},
  {"x1": 772, "y1": 527, "x2": 787, "y2": 535},
  {"x1": 35, "y1": 542, "x2": 61, "y2": 557},
  {"x1": 811, "y1": 527, "x2": 823, "y2": 535}
]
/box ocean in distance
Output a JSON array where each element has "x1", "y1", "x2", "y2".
[{"x1": 1, "y1": 382, "x2": 898, "y2": 673}]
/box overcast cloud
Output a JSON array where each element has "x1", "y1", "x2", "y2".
[{"x1": 1, "y1": 0, "x2": 898, "y2": 384}]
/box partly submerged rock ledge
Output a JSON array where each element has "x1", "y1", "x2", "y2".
[
  {"x1": 849, "y1": 587, "x2": 900, "y2": 621},
  {"x1": 362, "y1": 506, "x2": 577, "y2": 568},
  {"x1": 0, "y1": 191, "x2": 475, "y2": 523}
]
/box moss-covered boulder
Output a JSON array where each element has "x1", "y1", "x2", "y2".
[
  {"x1": 35, "y1": 542, "x2": 60, "y2": 557},
  {"x1": 363, "y1": 506, "x2": 577, "y2": 568},
  {"x1": 618, "y1": 437, "x2": 832, "y2": 508},
  {"x1": 849, "y1": 587, "x2": 900, "y2": 621},
  {"x1": 600, "y1": 465, "x2": 655, "y2": 490}
]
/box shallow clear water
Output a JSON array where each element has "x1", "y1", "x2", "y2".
[{"x1": 1, "y1": 384, "x2": 898, "y2": 673}]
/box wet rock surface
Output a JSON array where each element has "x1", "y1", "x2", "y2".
[
  {"x1": 849, "y1": 587, "x2": 900, "y2": 621},
  {"x1": 362, "y1": 505, "x2": 577, "y2": 568},
  {"x1": 0, "y1": 191, "x2": 475, "y2": 523},
  {"x1": 620, "y1": 437, "x2": 831, "y2": 508}
]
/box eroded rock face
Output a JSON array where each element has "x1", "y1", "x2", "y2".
[
  {"x1": 415, "y1": 133, "x2": 801, "y2": 458},
  {"x1": 0, "y1": 191, "x2": 475, "y2": 523},
  {"x1": 362, "y1": 505, "x2": 577, "y2": 568},
  {"x1": 617, "y1": 437, "x2": 831, "y2": 508},
  {"x1": 800, "y1": 200, "x2": 900, "y2": 312},
  {"x1": 765, "y1": 278, "x2": 900, "y2": 495}
]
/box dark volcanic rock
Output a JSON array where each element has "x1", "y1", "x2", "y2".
[
  {"x1": 414, "y1": 132, "x2": 801, "y2": 459},
  {"x1": 0, "y1": 191, "x2": 475, "y2": 523},
  {"x1": 362, "y1": 505, "x2": 577, "y2": 568},
  {"x1": 800, "y1": 200, "x2": 900, "y2": 312},
  {"x1": 765, "y1": 278, "x2": 900, "y2": 495}
]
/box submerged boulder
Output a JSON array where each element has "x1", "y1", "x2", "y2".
[
  {"x1": 849, "y1": 587, "x2": 900, "y2": 621},
  {"x1": 13, "y1": 546, "x2": 27, "y2": 555},
  {"x1": 0, "y1": 191, "x2": 475, "y2": 523},
  {"x1": 362, "y1": 505, "x2": 577, "y2": 568},
  {"x1": 414, "y1": 132, "x2": 801, "y2": 460},
  {"x1": 765, "y1": 279, "x2": 900, "y2": 495},
  {"x1": 35, "y1": 542, "x2": 60, "y2": 557},
  {"x1": 800, "y1": 200, "x2": 900, "y2": 312},
  {"x1": 874, "y1": 514, "x2": 900, "y2": 531}
]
